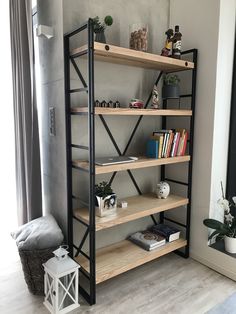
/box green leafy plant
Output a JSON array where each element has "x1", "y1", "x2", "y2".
[
  {"x1": 95, "y1": 181, "x2": 114, "y2": 199},
  {"x1": 92, "y1": 15, "x2": 113, "y2": 33},
  {"x1": 163, "y1": 74, "x2": 180, "y2": 85},
  {"x1": 203, "y1": 182, "x2": 236, "y2": 239}
]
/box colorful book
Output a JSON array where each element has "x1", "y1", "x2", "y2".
[
  {"x1": 151, "y1": 135, "x2": 163, "y2": 159},
  {"x1": 177, "y1": 129, "x2": 186, "y2": 156},
  {"x1": 173, "y1": 132, "x2": 180, "y2": 157},
  {"x1": 166, "y1": 131, "x2": 174, "y2": 158},
  {"x1": 146, "y1": 139, "x2": 159, "y2": 158},
  {"x1": 180, "y1": 132, "x2": 188, "y2": 156}
]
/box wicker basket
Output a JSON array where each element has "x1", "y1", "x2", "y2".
[{"x1": 19, "y1": 246, "x2": 58, "y2": 295}]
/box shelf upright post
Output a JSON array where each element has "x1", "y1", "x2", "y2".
[
  {"x1": 64, "y1": 34, "x2": 73, "y2": 256},
  {"x1": 185, "y1": 49, "x2": 198, "y2": 258},
  {"x1": 87, "y1": 18, "x2": 96, "y2": 305},
  {"x1": 160, "y1": 97, "x2": 167, "y2": 224}
]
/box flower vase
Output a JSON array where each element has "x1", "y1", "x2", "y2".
[
  {"x1": 224, "y1": 236, "x2": 236, "y2": 253},
  {"x1": 95, "y1": 31, "x2": 106, "y2": 43}
]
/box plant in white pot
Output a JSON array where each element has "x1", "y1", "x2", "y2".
[
  {"x1": 203, "y1": 183, "x2": 236, "y2": 254},
  {"x1": 95, "y1": 181, "x2": 117, "y2": 217}
]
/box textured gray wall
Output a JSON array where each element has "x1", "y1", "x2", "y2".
[
  {"x1": 37, "y1": 0, "x2": 67, "y2": 232},
  {"x1": 37, "y1": 0, "x2": 170, "y2": 247}
]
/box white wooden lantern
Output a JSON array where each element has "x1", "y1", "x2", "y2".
[{"x1": 43, "y1": 245, "x2": 80, "y2": 314}]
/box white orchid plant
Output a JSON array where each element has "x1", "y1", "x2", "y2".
[{"x1": 203, "y1": 182, "x2": 236, "y2": 239}]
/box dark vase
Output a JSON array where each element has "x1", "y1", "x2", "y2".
[
  {"x1": 162, "y1": 84, "x2": 180, "y2": 99},
  {"x1": 95, "y1": 31, "x2": 106, "y2": 43}
]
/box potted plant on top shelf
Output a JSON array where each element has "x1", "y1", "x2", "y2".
[
  {"x1": 95, "y1": 181, "x2": 117, "y2": 217},
  {"x1": 203, "y1": 182, "x2": 236, "y2": 253},
  {"x1": 92, "y1": 15, "x2": 113, "y2": 43},
  {"x1": 162, "y1": 74, "x2": 180, "y2": 99}
]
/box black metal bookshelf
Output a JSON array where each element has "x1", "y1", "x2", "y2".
[{"x1": 64, "y1": 18, "x2": 197, "y2": 305}]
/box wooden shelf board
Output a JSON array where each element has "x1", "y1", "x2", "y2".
[
  {"x1": 72, "y1": 155, "x2": 190, "y2": 174},
  {"x1": 75, "y1": 238, "x2": 187, "y2": 284},
  {"x1": 74, "y1": 194, "x2": 188, "y2": 231},
  {"x1": 70, "y1": 42, "x2": 194, "y2": 72},
  {"x1": 71, "y1": 107, "x2": 192, "y2": 116}
]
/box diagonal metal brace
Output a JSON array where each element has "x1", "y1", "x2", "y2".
[{"x1": 75, "y1": 227, "x2": 90, "y2": 257}]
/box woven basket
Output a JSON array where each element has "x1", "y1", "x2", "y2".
[{"x1": 19, "y1": 246, "x2": 58, "y2": 295}]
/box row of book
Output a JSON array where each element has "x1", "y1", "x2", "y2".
[
  {"x1": 129, "y1": 224, "x2": 180, "y2": 251},
  {"x1": 146, "y1": 128, "x2": 188, "y2": 159}
]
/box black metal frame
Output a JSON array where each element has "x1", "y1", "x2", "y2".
[
  {"x1": 160, "y1": 49, "x2": 198, "y2": 258},
  {"x1": 64, "y1": 18, "x2": 197, "y2": 305},
  {"x1": 64, "y1": 19, "x2": 96, "y2": 305}
]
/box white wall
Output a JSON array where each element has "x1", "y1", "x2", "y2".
[{"x1": 170, "y1": 0, "x2": 236, "y2": 280}]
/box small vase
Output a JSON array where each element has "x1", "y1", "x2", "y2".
[
  {"x1": 95, "y1": 31, "x2": 106, "y2": 43},
  {"x1": 224, "y1": 236, "x2": 236, "y2": 253}
]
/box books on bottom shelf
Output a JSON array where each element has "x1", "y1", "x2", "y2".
[
  {"x1": 151, "y1": 224, "x2": 181, "y2": 242},
  {"x1": 129, "y1": 231, "x2": 166, "y2": 251},
  {"x1": 129, "y1": 224, "x2": 181, "y2": 251},
  {"x1": 146, "y1": 128, "x2": 188, "y2": 159}
]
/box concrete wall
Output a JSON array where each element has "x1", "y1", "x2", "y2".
[
  {"x1": 37, "y1": 0, "x2": 170, "y2": 245},
  {"x1": 37, "y1": 0, "x2": 68, "y2": 232},
  {"x1": 170, "y1": 0, "x2": 236, "y2": 280}
]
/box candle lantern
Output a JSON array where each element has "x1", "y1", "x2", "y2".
[{"x1": 43, "y1": 245, "x2": 80, "y2": 314}]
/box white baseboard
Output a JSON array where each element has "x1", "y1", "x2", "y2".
[{"x1": 190, "y1": 251, "x2": 236, "y2": 281}]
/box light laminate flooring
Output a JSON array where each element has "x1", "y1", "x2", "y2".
[{"x1": 0, "y1": 249, "x2": 235, "y2": 314}]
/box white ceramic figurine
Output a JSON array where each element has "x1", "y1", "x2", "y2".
[{"x1": 156, "y1": 181, "x2": 170, "y2": 199}]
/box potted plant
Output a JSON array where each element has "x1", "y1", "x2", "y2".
[
  {"x1": 95, "y1": 181, "x2": 117, "y2": 217},
  {"x1": 162, "y1": 74, "x2": 180, "y2": 99},
  {"x1": 92, "y1": 15, "x2": 113, "y2": 43},
  {"x1": 203, "y1": 183, "x2": 236, "y2": 253}
]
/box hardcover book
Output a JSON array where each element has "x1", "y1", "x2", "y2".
[
  {"x1": 129, "y1": 230, "x2": 166, "y2": 251},
  {"x1": 146, "y1": 139, "x2": 159, "y2": 158},
  {"x1": 151, "y1": 224, "x2": 180, "y2": 242}
]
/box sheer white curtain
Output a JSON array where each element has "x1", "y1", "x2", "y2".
[{"x1": 10, "y1": 0, "x2": 42, "y2": 225}]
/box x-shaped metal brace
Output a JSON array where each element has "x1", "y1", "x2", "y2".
[{"x1": 70, "y1": 57, "x2": 163, "y2": 248}]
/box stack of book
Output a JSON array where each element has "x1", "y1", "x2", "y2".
[
  {"x1": 146, "y1": 129, "x2": 188, "y2": 159},
  {"x1": 129, "y1": 230, "x2": 166, "y2": 251},
  {"x1": 151, "y1": 224, "x2": 180, "y2": 242}
]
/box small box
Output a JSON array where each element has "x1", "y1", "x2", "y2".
[{"x1": 118, "y1": 200, "x2": 128, "y2": 208}]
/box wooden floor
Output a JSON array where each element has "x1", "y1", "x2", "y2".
[{"x1": 1, "y1": 244, "x2": 236, "y2": 314}]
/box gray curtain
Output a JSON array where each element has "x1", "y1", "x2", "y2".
[{"x1": 10, "y1": 0, "x2": 42, "y2": 225}]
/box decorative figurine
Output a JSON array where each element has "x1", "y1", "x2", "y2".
[
  {"x1": 156, "y1": 181, "x2": 170, "y2": 199},
  {"x1": 114, "y1": 101, "x2": 120, "y2": 108},
  {"x1": 129, "y1": 98, "x2": 144, "y2": 109},
  {"x1": 108, "y1": 100, "x2": 113, "y2": 108},
  {"x1": 101, "y1": 100, "x2": 107, "y2": 107},
  {"x1": 95, "y1": 99, "x2": 101, "y2": 107},
  {"x1": 151, "y1": 85, "x2": 160, "y2": 109},
  {"x1": 172, "y1": 25, "x2": 182, "y2": 59},
  {"x1": 161, "y1": 28, "x2": 174, "y2": 57}
]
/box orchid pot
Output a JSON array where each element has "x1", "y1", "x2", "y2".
[
  {"x1": 224, "y1": 236, "x2": 236, "y2": 254},
  {"x1": 203, "y1": 182, "x2": 236, "y2": 254}
]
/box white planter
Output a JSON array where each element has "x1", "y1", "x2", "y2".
[
  {"x1": 224, "y1": 236, "x2": 236, "y2": 254},
  {"x1": 95, "y1": 194, "x2": 117, "y2": 217}
]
